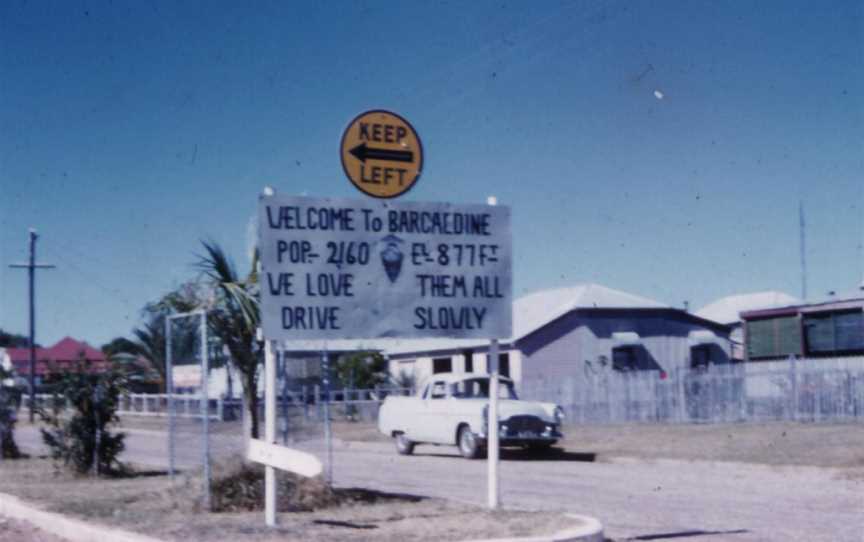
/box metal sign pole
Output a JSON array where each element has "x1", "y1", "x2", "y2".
[
  {"x1": 322, "y1": 348, "x2": 332, "y2": 484},
  {"x1": 200, "y1": 311, "x2": 211, "y2": 511},
  {"x1": 165, "y1": 316, "x2": 175, "y2": 482},
  {"x1": 487, "y1": 339, "x2": 500, "y2": 509},
  {"x1": 264, "y1": 339, "x2": 277, "y2": 526}
]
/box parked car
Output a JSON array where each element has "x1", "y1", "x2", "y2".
[{"x1": 378, "y1": 372, "x2": 564, "y2": 459}]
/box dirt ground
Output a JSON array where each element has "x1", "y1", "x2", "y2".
[
  {"x1": 561, "y1": 421, "x2": 864, "y2": 469},
  {"x1": 0, "y1": 458, "x2": 577, "y2": 542},
  {"x1": 0, "y1": 515, "x2": 67, "y2": 542},
  {"x1": 113, "y1": 415, "x2": 864, "y2": 468},
  {"x1": 328, "y1": 418, "x2": 864, "y2": 469}
]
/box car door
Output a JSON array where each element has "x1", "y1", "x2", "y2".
[{"x1": 416, "y1": 379, "x2": 449, "y2": 443}]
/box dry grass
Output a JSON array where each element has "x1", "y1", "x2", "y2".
[
  {"x1": 560, "y1": 421, "x2": 864, "y2": 469},
  {"x1": 0, "y1": 457, "x2": 576, "y2": 542}
]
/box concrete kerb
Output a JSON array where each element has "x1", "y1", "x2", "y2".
[
  {"x1": 460, "y1": 514, "x2": 604, "y2": 542},
  {"x1": 0, "y1": 492, "x2": 163, "y2": 542}
]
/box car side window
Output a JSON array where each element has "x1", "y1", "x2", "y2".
[{"x1": 430, "y1": 381, "x2": 447, "y2": 399}]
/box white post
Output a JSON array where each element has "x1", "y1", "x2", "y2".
[
  {"x1": 165, "y1": 317, "x2": 176, "y2": 481},
  {"x1": 264, "y1": 340, "x2": 277, "y2": 527},
  {"x1": 200, "y1": 311, "x2": 211, "y2": 511},
  {"x1": 487, "y1": 339, "x2": 500, "y2": 509},
  {"x1": 322, "y1": 349, "x2": 332, "y2": 484}
]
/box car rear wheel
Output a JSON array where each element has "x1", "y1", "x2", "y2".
[
  {"x1": 395, "y1": 432, "x2": 415, "y2": 455},
  {"x1": 458, "y1": 426, "x2": 482, "y2": 459}
]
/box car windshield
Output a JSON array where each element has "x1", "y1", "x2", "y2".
[{"x1": 450, "y1": 378, "x2": 517, "y2": 400}]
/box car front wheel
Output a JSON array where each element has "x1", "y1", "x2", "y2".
[
  {"x1": 458, "y1": 426, "x2": 483, "y2": 459},
  {"x1": 395, "y1": 433, "x2": 415, "y2": 455}
]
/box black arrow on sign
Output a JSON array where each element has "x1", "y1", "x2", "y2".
[{"x1": 349, "y1": 142, "x2": 414, "y2": 163}]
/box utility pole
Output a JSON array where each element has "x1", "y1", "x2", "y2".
[{"x1": 8, "y1": 229, "x2": 55, "y2": 422}]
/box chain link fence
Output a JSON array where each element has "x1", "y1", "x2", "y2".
[{"x1": 22, "y1": 355, "x2": 854, "y2": 505}]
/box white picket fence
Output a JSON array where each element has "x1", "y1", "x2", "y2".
[
  {"x1": 26, "y1": 386, "x2": 415, "y2": 422},
  {"x1": 26, "y1": 393, "x2": 225, "y2": 421}
]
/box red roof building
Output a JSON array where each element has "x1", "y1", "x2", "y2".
[{"x1": 8, "y1": 337, "x2": 110, "y2": 378}]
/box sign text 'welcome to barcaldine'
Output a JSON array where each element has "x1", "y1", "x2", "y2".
[{"x1": 259, "y1": 196, "x2": 512, "y2": 340}]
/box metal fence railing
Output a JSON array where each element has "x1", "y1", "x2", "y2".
[{"x1": 519, "y1": 358, "x2": 864, "y2": 424}]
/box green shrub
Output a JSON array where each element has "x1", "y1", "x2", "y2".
[
  {"x1": 39, "y1": 364, "x2": 127, "y2": 475},
  {"x1": 0, "y1": 366, "x2": 22, "y2": 459}
]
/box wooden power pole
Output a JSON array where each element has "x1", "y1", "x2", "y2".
[{"x1": 8, "y1": 229, "x2": 55, "y2": 422}]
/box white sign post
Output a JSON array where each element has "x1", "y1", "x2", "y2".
[{"x1": 254, "y1": 194, "x2": 513, "y2": 523}]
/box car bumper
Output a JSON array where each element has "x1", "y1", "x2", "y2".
[{"x1": 478, "y1": 427, "x2": 563, "y2": 447}]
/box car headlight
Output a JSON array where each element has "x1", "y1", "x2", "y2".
[{"x1": 554, "y1": 406, "x2": 564, "y2": 424}]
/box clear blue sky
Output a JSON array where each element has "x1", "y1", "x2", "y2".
[{"x1": 1, "y1": 0, "x2": 862, "y2": 348}]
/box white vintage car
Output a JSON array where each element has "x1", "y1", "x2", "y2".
[{"x1": 378, "y1": 372, "x2": 564, "y2": 459}]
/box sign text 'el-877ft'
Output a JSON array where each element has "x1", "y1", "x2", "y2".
[{"x1": 258, "y1": 196, "x2": 512, "y2": 340}]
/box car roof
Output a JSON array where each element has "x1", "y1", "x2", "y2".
[{"x1": 421, "y1": 372, "x2": 514, "y2": 387}]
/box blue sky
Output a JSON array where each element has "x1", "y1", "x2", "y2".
[{"x1": 1, "y1": 0, "x2": 862, "y2": 348}]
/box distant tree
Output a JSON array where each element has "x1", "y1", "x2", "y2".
[
  {"x1": 131, "y1": 318, "x2": 167, "y2": 391},
  {"x1": 334, "y1": 351, "x2": 388, "y2": 389},
  {"x1": 390, "y1": 370, "x2": 416, "y2": 391},
  {"x1": 101, "y1": 337, "x2": 138, "y2": 359},
  {"x1": 0, "y1": 329, "x2": 35, "y2": 348}
]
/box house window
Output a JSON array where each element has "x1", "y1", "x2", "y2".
[
  {"x1": 499, "y1": 353, "x2": 510, "y2": 378},
  {"x1": 432, "y1": 357, "x2": 452, "y2": 374},
  {"x1": 463, "y1": 350, "x2": 474, "y2": 373},
  {"x1": 691, "y1": 345, "x2": 712, "y2": 370},
  {"x1": 612, "y1": 346, "x2": 637, "y2": 371},
  {"x1": 746, "y1": 316, "x2": 802, "y2": 359},
  {"x1": 804, "y1": 310, "x2": 864, "y2": 356}
]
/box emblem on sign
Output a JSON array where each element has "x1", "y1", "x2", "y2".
[
  {"x1": 379, "y1": 234, "x2": 404, "y2": 283},
  {"x1": 340, "y1": 110, "x2": 423, "y2": 199}
]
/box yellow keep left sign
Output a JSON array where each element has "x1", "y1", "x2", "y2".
[{"x1": 340, "y1": 109, "x2": 423, "y2": 199}]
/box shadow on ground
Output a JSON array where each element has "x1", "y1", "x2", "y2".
[{"x1": 412, "y1": 447, "x2": 598, "y2": 462}]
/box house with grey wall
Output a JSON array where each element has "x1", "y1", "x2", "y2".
[{"x1": 380, "y1": 283, "x2": 732, "y2": 390}]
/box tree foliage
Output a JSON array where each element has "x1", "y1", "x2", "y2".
[
  {"x1": 100, "y1": 337, "x2": 139, "y2": 359},
  {"x1": 194, "y1": 240, "x2": 262, "y2": 438},
  {"x1": 334, "y1": 351, "x2": 388, "y2": 389},
  {"x1": 39, "y1": 363, "x2": 127, "y2": 475},
  {"x1": 0, "y1": 328, "x2": 34, "y2": 348},
  {"x1": 0, "y1": 365, "x2": 22, "y2": 459}
]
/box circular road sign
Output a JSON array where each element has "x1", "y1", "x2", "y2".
[{"x1": 340, "y1": 110, "x2": 423, "y2": 199}]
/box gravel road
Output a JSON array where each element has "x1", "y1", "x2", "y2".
[{"x1": 13, "y1": 424, "x2": 863, "y2": 542}]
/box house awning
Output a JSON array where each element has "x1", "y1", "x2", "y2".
[
  {"x1": 688, "y1": 329, "x2": 719, "y2": 346},
  {"x1": 611, "y1": 331, "x2": 641, "y2": 346}
]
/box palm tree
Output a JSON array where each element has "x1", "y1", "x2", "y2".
[
  {"x1": 195, "y1": 240, "x2": 262, "y2": 439},
  {"x1": 131, "y1": 320, "x2": 166, "y2": 391}
]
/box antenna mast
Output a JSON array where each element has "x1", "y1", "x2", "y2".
[{"x1": 799, "y1": 201, "x2": 807, "y2": 300}]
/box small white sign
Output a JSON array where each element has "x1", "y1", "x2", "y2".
[
  {"x1": 247, "y1": 439, "x2": 323, "y2": 478},
  {"x1": 258, "y1": 195, "x2": 512, "y2": 340},
  {"x1": 172, "y1": 364, "x2": 202, "y2": 389}
]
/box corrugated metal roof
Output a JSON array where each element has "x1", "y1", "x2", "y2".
[
  {"x1": 280, "y1": 283, "x2": 668, "y2": 356},
  {"x1": 695, "y1": 291, "x2": 801, "y2": 325}
]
